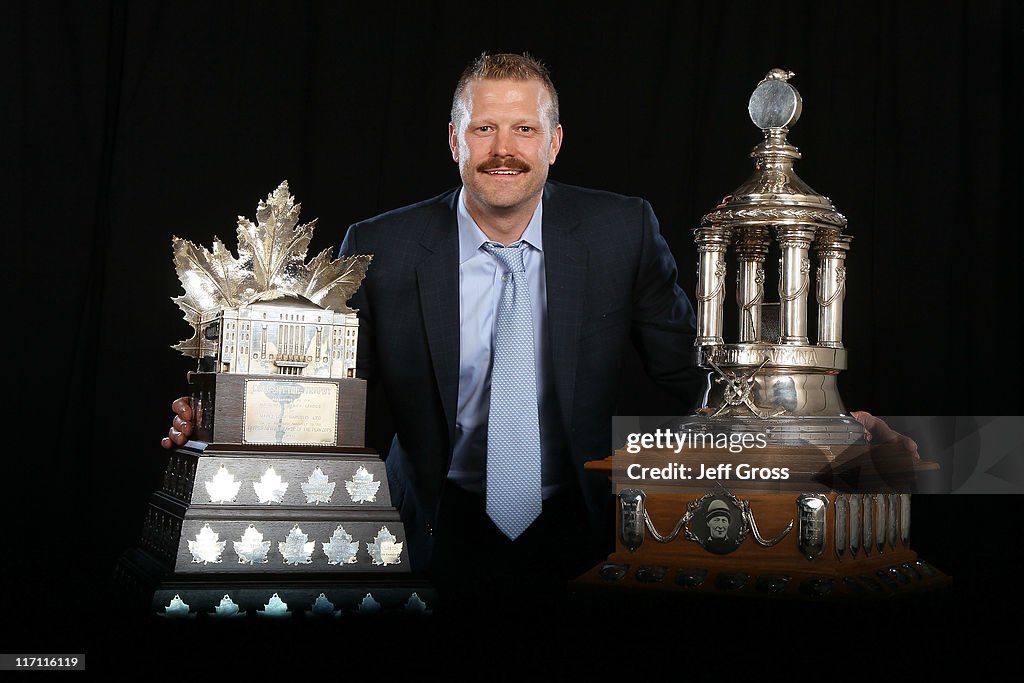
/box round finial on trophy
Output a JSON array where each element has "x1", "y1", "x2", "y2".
[{"x1": 748, "y1": 69, "x2": 802, "y2": 130}]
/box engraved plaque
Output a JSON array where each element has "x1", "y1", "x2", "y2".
[
  {"x1": 323, "y1": 526, "x2": 359, "y2": 565},
  {"x1": 233, "y1": 525, "x2": 271, "y2": 564},
  {"x1": 212, "y1": 595, "x2": 244, "y2": 618},
  {"x1": 358, "y1": 593, "x2": 381, "y2": 613},
  {"x1": 243, "y1": 379, "x2": 339, "y2": 446},
  {"x1": 834, "y1": 494, "x2": 848, "y2": 561},
  {"x1": 862, "y1": 494, "x2": 873, "y2": 557},
  {"x1": 404, "y1": 593, "x2": 429, "y2": 613},
  {"x1": 618, "y1": 489, "x2": 646, "y2": 552},
  {"x1": 345, "y1": 466, "x2": 381, "y2": 503},
  {"x1": 301, "y1": 466, "x2": 337, "y2": 504},
  {"x1": 279, "y1": 525, "x2": 316, "y2": 565},
  {"x1": 849, "y1": 494, "x2": 861, "y2": 558},
  {"x1": 887, "y1": 493, "x2": 898, "y2": 550},
  {"x1": 367, "y1": 526, "x2": 404, "y2": 566},
  {"x1": 308, "y1": 593, "x2": 340, "y2": 618},
  {"x1": 160, "y1": 594, "x2": 192, "y2": 619},
  {"x1": 205, "y1": 465, "x2": 241, "y2": 503},
  {"x1": 636, "y1": 566, "x2": 667, "y2": 583},
  {"x1": 187, "y1": 524, "x2": 226, "y2": 565},
  {"x1": 900, "y1": 493, "x2": 911, "y2": 546},
  {"x1": 874, "y1": 494, "x2": 887, "y2": 554},
  {"x1": 257, "y1": 593, "x2": 290, "y2": 618},
  {"x1": 599, "y1": 563, "x2": 629, "y2": 581},
  {"x1": 796, "y1": 494, "x2": 829, "y2": 561}
]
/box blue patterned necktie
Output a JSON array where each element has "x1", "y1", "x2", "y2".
[{"x1": 482, "y1": 241, "x2": 542, "y2": 540}]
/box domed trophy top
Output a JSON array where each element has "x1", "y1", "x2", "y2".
[{"x1": 702, "y1": 68, "x2": 846, "y2": 232}]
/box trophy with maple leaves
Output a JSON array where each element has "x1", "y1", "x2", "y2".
[{"x1": 117, "y1": 182, "x2": 433, "y2": 619}]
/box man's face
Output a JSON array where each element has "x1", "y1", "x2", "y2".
[
  {"x1": 449, "y1": 78, "x2": 563, "y2": 217},
  {"x1": 708, "y1": 515, "x2": 729, "y2": 539}
]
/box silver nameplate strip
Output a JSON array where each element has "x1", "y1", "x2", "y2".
[
  {"x1": 796, "y1": 494, "x2": 829, "y2": 561},
  {"x1": 862, "y1": 494, "x2": 873, "y2": 557},
  {"x1": 887, "y1": 493, "x2": 898, "y2": 550},
  {"x1": 849, "y1": 494, "x2": 861, "y2": 558},
  {"x1": 834, "y1": 494, "x2": 848, "y2": 561},
  {"x1": 900, "y1": 493, "x2": 911, "y2": 546},
  {"x1": 619, "y1": 489, "x2": 646, "y2": 552},
  {"x1": 874, "y1": 494, "x2": 886, "y2": 554}
]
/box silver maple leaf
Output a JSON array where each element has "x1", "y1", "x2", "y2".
[
  {"x1": 301, "y1": 466, "x2": 336, "y2": 504},
  {"x1": 171, "y1": 181, "x2": 371, "y2": 358},
  {"x1": 279, "y1": 525, "x2": 315, "y2": 565},
  {"x1": 367, "y1": 526, "x2": 404, "y2": 566}
]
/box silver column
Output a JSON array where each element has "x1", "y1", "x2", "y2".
[
  {"x1": 694, "y1": 226, "x2": 731, "y2": 346},
  {"x1": 735, "y1": 227, "x2": 770, "y2": 342},
  {"x1": 815, "y1": 233, "x2": 852, "y2": 348},
  {"x1": 776, "y1": 226, "x2": 816, "y2": 344}
]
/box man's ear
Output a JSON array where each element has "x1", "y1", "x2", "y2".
[
  {"x1": 449, "y1": 122, "x2": 459, "y2": 163},
  {"x1": 548, "y1": 124, "x2": 563, "y2": 165}
]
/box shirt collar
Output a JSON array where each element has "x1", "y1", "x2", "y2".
[{"x1": 457, "y1": 188, "x2": 544, "y2": 264}]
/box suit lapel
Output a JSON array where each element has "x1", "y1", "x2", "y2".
[
  {"x1": 415, "y1": 194, "x2": 460, "y2": 447},
  {"x1": 542, "y1": 183, "x2": 585, "y2": 431}
]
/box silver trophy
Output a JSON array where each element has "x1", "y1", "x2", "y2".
[
  {"x1": 689, "y1": 69, "x2": 860, "y2": 445},
  {"x1": 586, "y1": 71, "x2": 949, "y2": 599},
  {"x1": 171, "y1": 181, "x2": 371, "y2": 447},
  {"x1": 117, "y1": 182, "x2": 435, "y2": 618}
]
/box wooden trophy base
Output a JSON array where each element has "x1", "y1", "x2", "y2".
[{"x1": 573, "y1": 453, "x2": 951, "y2": 602}]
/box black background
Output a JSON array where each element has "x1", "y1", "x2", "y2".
[{"x1": 12, "y1": 0, "x2": 1020, "y2": 675}]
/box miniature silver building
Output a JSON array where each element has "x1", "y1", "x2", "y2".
[{"x1": 171, "y1": 181, "x2": 367, "y2": 379}]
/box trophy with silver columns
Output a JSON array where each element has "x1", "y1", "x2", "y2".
[
  {"x1": 577, "y1": 70, "x2": 948, "y2": 599},
  {"x1": 689, "y1": 68, "x2": 860, "y2": 445}
]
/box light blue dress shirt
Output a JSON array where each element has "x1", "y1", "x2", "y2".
[{"x1": 449, "y1": 189, "x2": 568, "y2": 498}]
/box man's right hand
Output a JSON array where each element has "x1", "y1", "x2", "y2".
[{"x1": 161, "y1": 396, "x2": 193, "y2": 449}]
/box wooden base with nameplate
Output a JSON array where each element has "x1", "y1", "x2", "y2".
[{"x1": 573, "y1": 444, "x2": 951, "y2": 601}]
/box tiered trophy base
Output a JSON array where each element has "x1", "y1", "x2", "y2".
[
  {"x1": 114, "y1": 547, "x2": 436, "y2": 619},
  {"x1": 573, "y1": 455, "x2": 951, "y2": 601},
  {"x1": 114, "y1": 440, "x2": 438, "y2": 618}
]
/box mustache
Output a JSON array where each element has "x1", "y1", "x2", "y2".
[{"x1": 477, "y1": 157, "x2": 531, "y2": 173}]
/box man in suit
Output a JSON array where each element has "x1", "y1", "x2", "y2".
[
  {"x1": 163, "y1": 52, "x2": 913, "y2": 605},
  {"x1": 333, "y1": 53, "x2": 704, "y2": 601}
]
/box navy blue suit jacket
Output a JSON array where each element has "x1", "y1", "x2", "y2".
[{"x1": 340, "y1": 181, "x2": 703, "y2": 570}]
